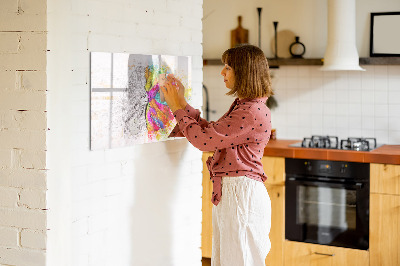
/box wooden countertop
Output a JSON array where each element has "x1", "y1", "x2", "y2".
[{"x1": 263, "y1": 139, "x2": 400, "y2": 165}]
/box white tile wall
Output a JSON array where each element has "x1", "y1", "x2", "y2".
[
  {"x1": 203, "y1": 65, "x2": 400, "y2": 144},
  {"x1": 273, "y1": 65, "x2": 400, "y2": 144}
]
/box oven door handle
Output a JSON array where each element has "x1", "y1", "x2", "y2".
[{"x1": 287, "y1": 177, "x2": 364, "y2": 189}]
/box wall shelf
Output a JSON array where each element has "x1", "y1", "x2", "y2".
[
  {"x1": 359, "y1": 57, "x2": 400, "y2": 65},
  {"x1": 268, "y1": 58, "x2": 323, "y2": 67},
  {"x1": 203, "y1": 58, "x2": 323, "y2": 67},
  {"x1": 203, "y1": 57, "x2": 400, "y2": 67}
]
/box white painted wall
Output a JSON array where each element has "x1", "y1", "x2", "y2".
[
  {"x1": 0, "y1": 0, "x2": 48, "y2": 265},
  {"x1": 46, "y1": 0, "x2": 203, "y2": 266},
  {"x1": 203, "y1": 0, "x2": 400, "y2": 144},
  {"x1": 203, "y1": 0, "x2": 400, "y2": 58}
]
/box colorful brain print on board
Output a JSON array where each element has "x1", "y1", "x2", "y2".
[
  {"x1": 90, "y1": 52, "x2": 191, "y2": 150},
  {"x1": 144, "y1": 65, "x2": 176, "y2": 141}
]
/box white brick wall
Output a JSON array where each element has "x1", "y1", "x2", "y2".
[
  {"x1": 0, "y1": 208, "x2": 46, "y2": 230},
  {"x1": 47, "y1": 1, "x2": 203, "y2": 266},
  {"x1": 0, "y1": 227, "x2": 19, "y2": 247},
  {"x1": 21, "y1": 229, "x2": 47, "y2": 250},
  {"x1": 0, "y1": 187, "x2": 19, "y2": 208},
  {"x1": 0, "y1": 0, "x2": 48, "y2": 265},
  {"x1": 0, "y1": 247, "x2": 46, "y2": 266},
  {"x1": 3, "y1": 1, "x2": 204, "y2": 265}
]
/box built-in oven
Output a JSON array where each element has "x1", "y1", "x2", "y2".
[{"x1": 285, "y1": 158, "x2": 369, "y2": 250}]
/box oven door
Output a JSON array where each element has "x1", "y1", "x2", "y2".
[{"x1": 285, "y1": 177, "x2": 369, "y2": 250}]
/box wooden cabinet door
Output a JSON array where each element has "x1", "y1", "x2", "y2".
[
  {"x1": 370, "y1": 193, "x2": 400, "y2": 266},
  {"x1": 370, "y1": 163, "x2": 400, "y2": 195},
  {"x1": 262, "y1": 156, "x2": 285, "y2": 186},
  {"x1": 201, "y1": 152, "x2": 213, "y2": 258},
  {"x1": 284, "y1": 241, "x2": 369, "y2": 266},
  {"x1": 262, "y1": 156, "x2": 285, "y2": 265},
  {"x1": 264, "y1": 184, "x2": 284, "y2": 266}
]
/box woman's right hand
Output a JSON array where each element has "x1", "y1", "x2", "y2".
[{"x1": 167, "y1": 74, "x2": 187, "y2": 108}]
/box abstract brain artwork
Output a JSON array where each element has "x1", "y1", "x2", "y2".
[{"x1": 90, "y1": 52, "x2": 192, "y2": 150}]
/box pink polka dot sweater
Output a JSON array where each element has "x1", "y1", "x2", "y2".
[{"x1": 170, "y1": 97, "x2": 271, "y2": 206}]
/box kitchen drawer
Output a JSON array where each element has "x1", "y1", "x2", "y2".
[{"x1": 284, "y1": 241, "x2": 369, "y2": 266}]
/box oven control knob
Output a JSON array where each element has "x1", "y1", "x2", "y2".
[
  {"x1": 304, "y1": 162, "x2": 312, "y2": 171},
  {"x1": 340, "y1": 164, "x2": 347, "y2": 174}
]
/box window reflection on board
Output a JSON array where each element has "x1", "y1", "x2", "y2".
[{"x1": 90, "y1": 52, "x2": 192, "y2": 150}]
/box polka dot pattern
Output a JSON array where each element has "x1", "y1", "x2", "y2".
[{"x1": 172, "y1": 97, "x2": 272, "y2": 206}]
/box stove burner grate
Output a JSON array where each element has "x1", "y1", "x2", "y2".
[
  {"x1": 340, "y1": 137, "x2": 377, "y2": 151},
  {"x1": 301, "y1": 135, "x2": 339, "y2": 149},
  {"x1": 298, "y1": 136, "x2": 378, "y2": 151}
]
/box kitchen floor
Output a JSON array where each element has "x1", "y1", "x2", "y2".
[{"x1": 202, "y1": 257, "x2": 211, "y2": 266}]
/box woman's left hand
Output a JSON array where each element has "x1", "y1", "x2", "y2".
[{"x1": 160, "y1": 75, "x2": 185, "y2": 113}]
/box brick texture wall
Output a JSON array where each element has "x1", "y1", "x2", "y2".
[
  {"x1": 0, "y1": 0, "x2": 48, "y2": 265},
  {"x1": 1, "y1": 0, "x2": 203, "y2": 265},
  {"x1": 46, "y1": 0, "x2": 203, "y2": 266}
]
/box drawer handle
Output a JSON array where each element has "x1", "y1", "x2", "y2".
[{"x1": 314, "y1": 252, "x2": 335, "y2": 257}]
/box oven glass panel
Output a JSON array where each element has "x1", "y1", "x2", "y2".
[{"x1": 297, "y1": 186, "x2": 357, "y2": 230}]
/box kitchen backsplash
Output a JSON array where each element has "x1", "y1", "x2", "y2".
[{"x1": 203, "y1": 65, "x2": 400, "y2": 144}]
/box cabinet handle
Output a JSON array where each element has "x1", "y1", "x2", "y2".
[{"x1": 314, "y1": 252, "x2": 335, "y2": 257}]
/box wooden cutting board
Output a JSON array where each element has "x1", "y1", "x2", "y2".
[{"x1": 231, "y1": 16, "x2": 249, "y2": 48}]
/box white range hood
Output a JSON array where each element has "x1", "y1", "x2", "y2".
[{"x1": 320, "y1": 0, "x2": 365, "y2": 71}]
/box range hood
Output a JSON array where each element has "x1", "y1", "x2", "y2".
[{"x1": 320, "y1": 0, "x2": 365, "y2": 71}]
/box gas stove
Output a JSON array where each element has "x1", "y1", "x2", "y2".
[{"x1": 289, "y1": 135, "x2": 381, "y2": 151}]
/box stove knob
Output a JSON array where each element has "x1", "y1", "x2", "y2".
[
  {"x1": 305, "y1": 162, "x2": 312, "y2": 171},
  {"x1": 340, "y1": 164, "x2": 347, "y2": 174}
]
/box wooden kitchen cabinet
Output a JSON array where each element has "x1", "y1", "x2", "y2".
[
  {"x1": 370, "y1": 163, "x2": 400, "y2": 195},
  {"x1": 284, "y1": 241, "x2": 369, "y2": 266},
  {"x1": 261, "y1": 156, "x2": 285, "y2": 186},
  {"x1": 370, "y1": 193, "x2": 400, "y2": 266},
  {"x1": 262, "y1": 156, "x2": 285, "y2": 266},
  {"x1": 264, "y1": 184, "x2": 285, "y2": 266},
  {"x1": 201, "y1": 154, "x2": 286, "y2": 265},
  {"x1": 202, "y1": 152, "x2": 213, "y2": 258},
  {"x1": 370, "y1": 163, "x2": 400, "y2": 266}
]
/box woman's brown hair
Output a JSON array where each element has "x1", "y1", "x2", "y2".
[{"x1": 221, "y1": 44, "x2": 273, "y2": 99}]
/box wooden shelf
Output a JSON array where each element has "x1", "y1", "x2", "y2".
[
  {"x1": 203, "y1": 58, "x2": 323, "y2": 67},
  {"x1": 202, "y1": 59, "x2": 223, "y2": 66},
  {"x1": 359, "y1": 57, "x2": 400, "y2": 65},
  {"x1": 203, "y1": 57, "x2": 400, "y2": 67},
  {"x1": 268, "y1": 58, "x2": 322, "y2": 67}
]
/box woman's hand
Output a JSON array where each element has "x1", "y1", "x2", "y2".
[
  {"x1": 160, "y1": 75, "x2": 187, "y2": 113},
  {"x1": 171, "y1": 75, "x2": 187, "y2": 108}
]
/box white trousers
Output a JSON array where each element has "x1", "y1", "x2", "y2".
[{"x1": 212, "y1": 176, "x2": 271, "y2": 266}]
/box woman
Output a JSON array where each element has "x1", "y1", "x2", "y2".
[{"x1": 161, "y1": 44, "x2": 273, "y2": 266}]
